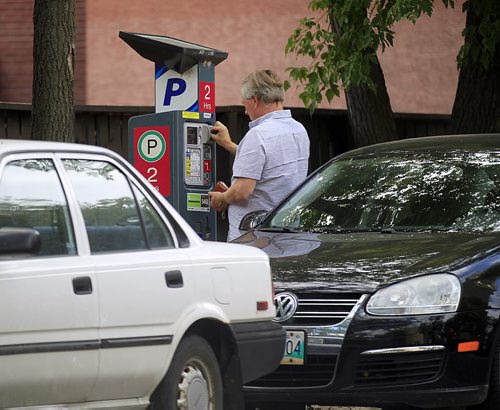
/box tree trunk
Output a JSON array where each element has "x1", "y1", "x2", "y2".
[
  {"x1": 344, "y1": 56, "x2": 399, "y2": 148},
  {"x1": 330, "y1": 7, "x2": 399, "y2": 149},
  {"x1": 31, "y1": 0, "x2": 75, "y2": 142},
  {"x1": 450, "y1": 1, "x2": 500, "y2": 134}
]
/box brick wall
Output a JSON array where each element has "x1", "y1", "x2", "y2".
[
  {"x1": 0, "y1": 0, "x2": 87, "y2": 104},
  {"x1": 0, "y1": 0, "x2": 34, "y2": 103}
]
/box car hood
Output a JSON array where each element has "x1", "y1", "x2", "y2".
[{"x1": 233, "y1": 230, "x2": 500, "y2": 293}]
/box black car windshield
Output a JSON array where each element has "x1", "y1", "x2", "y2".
[{"x1": 263, "y1": 151, "x2": 500, "y2": 233}]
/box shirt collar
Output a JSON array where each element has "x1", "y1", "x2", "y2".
[{"x1": 249, "y1": 109, "x2": 292, "y2": 129}]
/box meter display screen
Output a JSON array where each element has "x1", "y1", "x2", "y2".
[{"x1": 186, "y1": 126, "x2": 198, "y2": 145}]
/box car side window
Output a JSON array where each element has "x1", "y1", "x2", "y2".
[
  {"x1": 63, "y1": 159, "x2": 173, "y2": 253},
  {"x1": 132, "y1": 185, "x2": 175, "y2": 249},
  {"x1": 0, "y1": 159, "x2": 76, "y2": 256}
]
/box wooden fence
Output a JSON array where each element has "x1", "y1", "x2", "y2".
[
  {"x1": 0, "y1": 102, "x2": 450, "y2": 178},
  {"x1": 0, "y1": 102, "x2": 450, "y2": 241}
]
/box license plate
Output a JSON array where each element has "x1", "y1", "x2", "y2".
[{"x1": 281, "y1": 330, "x2": 305, "y2": 365}]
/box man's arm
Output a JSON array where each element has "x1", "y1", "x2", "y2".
[{"x1": 209, "y1": 177, "x2": 257, "y2": 212}]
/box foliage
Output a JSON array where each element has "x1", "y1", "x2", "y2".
[
  {"x1": 285, "y1": 0, "x2": 499, "y2": 113},
  {"x1": 458, "y1": 0, "x2": 500, "y2": 69}
]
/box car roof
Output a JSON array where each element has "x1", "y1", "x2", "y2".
[
  {"x1": 0, "y1": 139, "x2": 116, "y2": 157},
  {"x1": 338, "y1": 133, "x2": 500, "y2": 159}
]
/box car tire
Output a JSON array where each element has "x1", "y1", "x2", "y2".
[{"x1": 150, "y1": 334, "x2": 223, "y2": 410}]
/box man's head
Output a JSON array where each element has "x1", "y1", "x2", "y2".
[{"x1": 240, "y1": 69, "x2": 284, "y2": 120}]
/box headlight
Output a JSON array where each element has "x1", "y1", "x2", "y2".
[{"x1": 366, "y1": 273, "x2": 461, "y2": 315}]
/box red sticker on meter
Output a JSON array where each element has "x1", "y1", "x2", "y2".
[
  {"x1": 203, "y1": 159, "x2": 212, "y2": 173},
  {"x1": 199, "y1": 82, "x2": 215, "y2": 113},
  {"x1": 133, "y1": 127, "x2": 171, "y2": 197}
]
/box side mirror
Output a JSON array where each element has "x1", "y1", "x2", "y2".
[
  {"x1": 239, "y1": 210, "x2": 268, "y2": 232},
  {"x1": 0, "y1": 228, "x2": 41, "y2": 255}
]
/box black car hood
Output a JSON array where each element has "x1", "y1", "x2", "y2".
[{"x1": 234, "y1": 230, "x2": 500, "y2": 293}]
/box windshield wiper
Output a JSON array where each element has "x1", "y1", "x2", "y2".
[
  {"x1": 307, "y1": 227, "x2": 353, "y2": 234},
  {"x1": 312, "y1": 227, "x2": 400, "y2": 234},
  {"x1": 380, "y1": 226, "x2": 454, "y2": 233},
  {"x1": 258, "y1": 226, "x2": 303, "y2": 233}
]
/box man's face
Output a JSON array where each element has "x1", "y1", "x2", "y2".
[{"x1": 241, "y1": 95, "x2": 258, "y2": 120}]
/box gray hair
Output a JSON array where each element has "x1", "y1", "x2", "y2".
[{"x1": 241, "y1": 69, "x2": 285, "y2": 104}]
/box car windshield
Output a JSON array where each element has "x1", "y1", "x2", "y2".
[{"x1": 264, "y1": 151, "x2": 500, "y2": 233}]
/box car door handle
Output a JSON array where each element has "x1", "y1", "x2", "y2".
[
  {"x1": 73, "y1": 276, "x2": 93, "y2": 295},
  {"x1": 165, "y1": 270, "x2": 183, "y2": 288}
]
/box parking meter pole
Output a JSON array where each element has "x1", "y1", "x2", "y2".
[{"x1": 119, "y1": 31, "x2": 228, "y2": 241}]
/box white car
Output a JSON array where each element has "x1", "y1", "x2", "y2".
[{"x1": 0, "y1": 139, "x2": 284, "y2": 409}]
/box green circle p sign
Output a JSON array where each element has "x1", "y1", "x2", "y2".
[{"x1": 138, "y1": 130, "x2": 166, "y2": 162}]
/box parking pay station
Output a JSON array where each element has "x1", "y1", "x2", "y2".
[{"x1": 119, "y1": 32, "x2": 228, "y2": 240}]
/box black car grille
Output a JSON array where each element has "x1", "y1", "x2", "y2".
[
  {"x1": 355, "y1": 349, "x2": 445, "y2": 386},
  {"x1": 278, "y1": 292, "x2": 363, "y2": 327},
  {"x1": 246, "y1": 354, "x2": 336, "y2": 388}
]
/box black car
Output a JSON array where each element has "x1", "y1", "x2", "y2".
[{"x1": 238, "y1": 134, "x2": 500, "y2": 410}]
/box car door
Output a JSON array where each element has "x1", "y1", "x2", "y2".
[
  {"x1": 0, "y1": 154, "x2": 99, "y2": 408},
  {"x1": 61, "y1": 155, "x2": 195, "y2": 400}
]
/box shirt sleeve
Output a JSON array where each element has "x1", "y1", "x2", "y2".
[{"x1": 232, "y1": 130, "x2": 266, "y2": 180}]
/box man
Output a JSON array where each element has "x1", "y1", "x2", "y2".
[{"x1": 209, "y1": 69, "x2": 310, "y2": 241}]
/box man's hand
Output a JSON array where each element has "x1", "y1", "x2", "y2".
[
  {"x1": 210, "y1": 121, "x2": 238, "y2": 155},
  {"x1": 209, "y1": 191, "x2": 228, "y2": 212},
  {"x1": 209, "y1": 178, "x2": 257, "y2": 212}
]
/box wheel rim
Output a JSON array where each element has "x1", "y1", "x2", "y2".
[{"x1": 176, "y1": 358, "x2": 214, "y2": 410}]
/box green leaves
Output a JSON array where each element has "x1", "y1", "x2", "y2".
[
  {"x1": 285, "y1": 0, "x2": 398, "y2": 113},
  {"x1": 285, "y1": 0, "x2": 500, "y2": 114},
  {"x1": 457, "y1": 0, "x2": 500, "y2": 70}
]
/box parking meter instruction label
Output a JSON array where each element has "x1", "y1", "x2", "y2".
[
  {"x1": 187, "y1": 193, "x2": 210, "y2": 212},
  {"x1": 185, "y1": 148, "x2": 202, "y2": 185},
  {"x1": 133, "y1": 127, "x2": 170, "y2": 197}
]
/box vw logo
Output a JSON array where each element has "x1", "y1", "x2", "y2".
[{"x1": 274, "y1": 292, "x2": 298, "y2": 323}]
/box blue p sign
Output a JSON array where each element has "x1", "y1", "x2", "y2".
[{"x1": 163, "y1": 78, "x2": 187, "y2": 106}]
